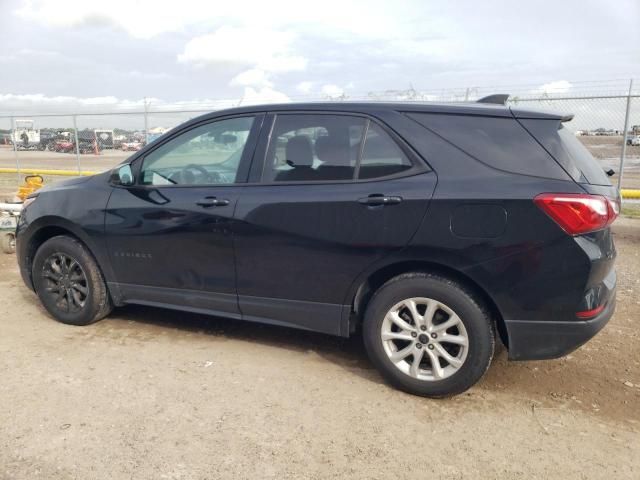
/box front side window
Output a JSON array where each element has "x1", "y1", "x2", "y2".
[
  {"x1": 262, "y1": 114, "x2": 414, "y2": 183},
  {"x1": 140, "y1": 116, "x2": 254, "y2": 186}
]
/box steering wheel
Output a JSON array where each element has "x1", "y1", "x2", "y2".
[{"x1": 181, "y1": 164, "x2": 222, "y2": 184}]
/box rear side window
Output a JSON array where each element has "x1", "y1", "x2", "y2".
[
  {"x1": 262, "y1": 114, "x2": 414, "y2": 182},
  {"x1": 520, "y1": 120, "x2": 611, "y2": 186},
  {"x1": 263, "y1": 114, "x2": 365, "y2": 182},
  {"x1": 557, "y1": 126, "x2": 610, "y2": 185},
  {"x1": 359, "y1": 123, "x2": 412, "y2": 179},
  {"x1": 407, "y1": 113, "x2": 569, "y2": 180}
]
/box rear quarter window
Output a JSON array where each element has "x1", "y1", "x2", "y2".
[
  {"x1": 558, "y1": 126, "x2": 611, "y2": 185},
  {"x1": 518, "y1": 119, "x2": 611, "y2": 186},
  {"x1": 406, "y1": 113, "x2": 570, "y2": 180}
]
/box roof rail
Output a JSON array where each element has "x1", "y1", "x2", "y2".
[{"x1": 477, "y1": 94, "x2": 510, "y2": 105}]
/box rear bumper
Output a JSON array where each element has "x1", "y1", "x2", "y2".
[{"x1": 505, "y1": 292, "x2": 615, "y2": 360}]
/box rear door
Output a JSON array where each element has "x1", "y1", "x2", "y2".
[{"x1": 233, "y1": 112, "x2": 436, "y2": 335}]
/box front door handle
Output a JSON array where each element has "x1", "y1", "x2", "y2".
[
  {"x1": 196, "y1": 197, "x2": 230, "y2": 207},
  {"x1": 357, "y1": 194, "x2": 403, "y2": 206}
]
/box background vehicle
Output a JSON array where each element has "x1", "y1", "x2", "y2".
[
  {"x1": 626, "y1": 135, "x2": 640, "y2": 146},
  {"x1": 16, "y1": 99, "x2": 618, "y2": 397},
  {"x1": 53, "y1": 137, "x2": 75, "y2": 153},
  {"x1": 121, "y1": 140, "x2": 143, "y2": 151},
  {"x1": 11, "y1": 119, "x2": 40, "y2": 150},
  {"x1": 94, "y1": 129, "x2": 114, "y2": 149},
  {"x1": 37, "y1": 131, "x2": 56, "y2": 151}
]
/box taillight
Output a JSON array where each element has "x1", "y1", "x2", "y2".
[
  {"x1": 576, "y1": 304, "x2": 605, "y2": 319},
  {"x1": 534, "y1": 193, "x2": 619, "y2": 235}
]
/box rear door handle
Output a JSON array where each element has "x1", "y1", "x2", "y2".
[
  {"x1": 196, "y1": 197, "x2": 230, "y2": 207},
  {"x1": 357, "y1": 195, "x2": 403, "y2": 206}
]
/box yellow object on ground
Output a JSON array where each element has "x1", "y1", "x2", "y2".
[
  {"x1": 16, "y1": 175, "x2": 44, "y2": 201},
  {"x1": 621, "y1": 189, "x2": 640, "y2": 199}
]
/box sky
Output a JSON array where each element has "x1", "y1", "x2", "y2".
[{"x1": 0, "y1": 0, "x2": 639, "y2": 119}]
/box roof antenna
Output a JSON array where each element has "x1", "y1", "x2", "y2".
[{"x1": 477, "y1": 94, "x2": 510, "y2": 105}]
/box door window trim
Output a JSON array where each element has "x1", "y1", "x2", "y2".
[
  {"x1": 248, "y1": 111, "x2": 430, "y2": 186},
  {"x1": 130, "y1": 113, "x2": 265, "y2": 189}
]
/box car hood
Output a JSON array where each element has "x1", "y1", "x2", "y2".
[{"x1": 37, "y1": 175, "x2": 94, "y2": 193}]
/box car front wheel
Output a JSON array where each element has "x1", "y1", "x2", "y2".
[
  {"x1": 32, "y1": 235, "x2": 113, "y2": 326},
  {"x1": 363, "y1": 272, "x2": 495, "y2": 398}
]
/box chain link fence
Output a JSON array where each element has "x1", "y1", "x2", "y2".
[{"x1": 1, "y1": 80, "x2": 638, "y2": 200}]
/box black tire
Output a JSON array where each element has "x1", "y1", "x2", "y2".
[
  {"x1": 363, "y1": 272, "x2": 495, "y2": 398},
  {"x1": 32, "y1": 235, "x2": 113, "y2": 326}
]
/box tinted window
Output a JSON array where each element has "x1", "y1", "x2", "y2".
[
  {"x1": 358, "y1": 123, "x2": 412, "y2": 179},
  {"x1": 518, "y1": 120, "x2": 611, "y2": 185},
  {"x1": 263, "y1": 114, "x2": 366, "y2": 182},
  {"x1": 140, "y1": 116, "x2": 254, "y2": 186},
  {"x1": 407, "y1": 113, "x2": 569, "y2": 180},
  {"x1": 557, "y1": 125, "x2": 611, "y2": 185}
]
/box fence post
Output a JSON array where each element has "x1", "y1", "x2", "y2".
[
  {"x1": 617, "y1": 78, "x2": 633, "y2": 193},
  {"x1": 10, "y1": 116, "x2": 20, "y2": 182},
  {"x1": 144, "y1": 97, "x2": 149, "y2": 145},
  {"x1": 72, "y1": 115, "x2": 81, "y2": 174}
]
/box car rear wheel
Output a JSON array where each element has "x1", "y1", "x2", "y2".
[
  {"x1": 32, "y1": 235, "x2": 113, "y2": 326},
  {"x1": 363, "y1": 272, "x2": 495, "y2": 398}
]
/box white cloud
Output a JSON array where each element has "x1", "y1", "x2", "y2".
[
  {"x1": 296, "y1": 81, "x2": 314, "y2": 94},
  {"x1": 238, "y1": 87, "x2": 289, "y2": 106},
  {"x1": 230, "y1": 69, "x2": 273, "y2": 89},
  {"x1": 0, "y1": 93, "x2": 241, "y2": 115},
  {"x1": 258, "y1": 55, "x2": 307, "y2": 74},
  {"x1": 0, "y1": 93, "x2": 134, "y2": 108},
  {"x1": 533, "y1": 80, "x2": 573, "y2": 95},
  {"x1": 321, "y1": 84, "x2": 345, "y2": 98},
  {"x1": 15, "y1": 0, "x2": 407, "y2": 40},
  {"x1": 15, "y1": 0, "x2": 174, "y2": 39},
  {"x1": 178, "y1": 26, "x2": 306, "y2": 75}
]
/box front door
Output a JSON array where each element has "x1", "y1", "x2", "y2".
[{"x1": 104, "y1": 114, "x2": 262, "y2": 317}]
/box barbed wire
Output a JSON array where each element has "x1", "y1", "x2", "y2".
[{"x1": 1, "y1": 78, "x2": 637, "y2": 117}]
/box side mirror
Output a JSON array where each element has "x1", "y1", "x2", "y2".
[
  {"x1": 605, "y1": 168, "x2": 615, "y2": 177},
  {"x1": 111, "y1": 164, "x2": 134, "y2": 186}
]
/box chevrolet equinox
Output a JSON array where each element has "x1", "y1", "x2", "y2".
[{"x1": 16, "y1": 98, "x2": 618, "y2": 397}]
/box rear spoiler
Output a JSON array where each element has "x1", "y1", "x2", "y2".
[
  {"x1": 477, "y1": 94, "x2": 509, "y2": 105},
  {"x1": 478, "y1": 93, "x2": 575, "y2": 122}
]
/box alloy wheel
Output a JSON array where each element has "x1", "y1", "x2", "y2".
[
  {"x1": 41, "y1": 253, "x2": 89, "y2": 313},
  {"x1": 380, "y1": 297, "x2": 469, "y2": 381}
]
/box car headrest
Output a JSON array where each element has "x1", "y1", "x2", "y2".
[
  {"x1": 285, "y1": 135, "x2": 313, "y2": 167},
  {"x1": 315, "y1": 135, "x2": 350, "y2": 166}
]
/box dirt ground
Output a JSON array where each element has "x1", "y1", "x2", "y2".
[{"x1": 0, "y1": 218, "x2": 638, "y2": 479}]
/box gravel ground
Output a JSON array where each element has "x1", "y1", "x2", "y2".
[{"x1": 0, "y1": 218, "x2": 638, "y2": 479}]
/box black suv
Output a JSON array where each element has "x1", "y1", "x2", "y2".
[{"x1": 16, "y1": 99, "x2": 618, "y2": 397}]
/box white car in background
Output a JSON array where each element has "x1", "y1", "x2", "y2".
[
  {"x1": 626, "y1": 135, "x2": 640, "y2": 146},
  {"x1": 121, "y1": 141, "x2": 143, "y2": 152}
]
